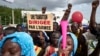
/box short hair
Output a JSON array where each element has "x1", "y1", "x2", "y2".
[{"x1": 16, "y1": 24, "x2": 22, "y2": 28}]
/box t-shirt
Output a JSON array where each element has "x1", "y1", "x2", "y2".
[{"x1": 44, "y1": 46, "x2": 58, "y2": 56}]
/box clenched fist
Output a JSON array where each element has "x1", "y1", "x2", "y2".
[{"x1": 92, "y1": 0, "x2": 99, "y2": 9}]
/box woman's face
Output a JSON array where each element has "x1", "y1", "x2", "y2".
[
  {"x1": 59, "y1": 35, "x2": 73, "y2": 55},
  {"x1": 38, "y1": 32, "x2": 45, "y2": 44},
  {"x1": 1, "y1": 39, "x2": 21, "y2": 56},
  {"x1": 39, "y1": 36, "x2": 45, "y2": 44}
]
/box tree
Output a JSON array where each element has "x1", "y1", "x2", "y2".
[{"x1": 0, "y1": 6, "x2": 37, "y2": 25}]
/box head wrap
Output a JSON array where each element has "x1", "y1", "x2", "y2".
[
  {"x1": 37, "y1": 31, "x2": 49, "y2": 42},
  {"x1": 42, "y1": 31, "x2": 49, "y2": 40},
  {"x1": 0, "y1": 32, "x2": 36, "y2": 56},
  {"x1": 58, "y1": 32, "x2": 78, "y2": 56}
]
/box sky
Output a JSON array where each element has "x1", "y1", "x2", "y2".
[{"x1": 0, "y1": 0, "x2": 100, "y2": 23}]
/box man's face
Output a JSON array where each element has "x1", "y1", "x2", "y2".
[
  {"x1": 71, "y1": 22, "x2": 78, "y2": 34},
  {"x1": 51, "y1": 32, "x2": 60, "y2": 47},
  {"x1": 17, "y1": 26, "x2": 23, "y2": 32},
  {"x1": 1, "y1": 39, "x2": 21, "y2": 56}
]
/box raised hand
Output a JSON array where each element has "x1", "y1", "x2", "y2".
[
  {"x1": 68, "y1": 3, "x2": 72, "y2": 10},
  {"x1": 62, "y1": 9, "x2": 70, "y2": 20},
  {"x1": 62, "y1": 4, "x2": 72, "y2": 20},
  {"x1": 92, "y1": 0, "x2": 99, "y2": 9}
]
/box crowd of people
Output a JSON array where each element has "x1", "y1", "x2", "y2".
[{"x1": 0, "y1": 0, "x2": 100, "y2": 56}]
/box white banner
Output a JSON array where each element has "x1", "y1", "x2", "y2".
[{"x1": 27, "y1": 13, "x2": 54, "y2": 31}]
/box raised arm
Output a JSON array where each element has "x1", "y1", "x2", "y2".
[
  {"x1": 62, "y1": 4, "x2": 72, "y2": 20},
  {"x1": 89, "y1": 0, "x2": 99, "y2": 28},
  {"x1": 89, "y1": 0, "x2": 100, "y2": 56}
]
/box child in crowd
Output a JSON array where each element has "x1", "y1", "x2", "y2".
[{"x1": 44, "y1": 31, "x2": 61, "y2": 56}]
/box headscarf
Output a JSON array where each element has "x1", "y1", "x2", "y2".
[
  {"x1": 51, "y1": 32, "x2": 78, "y2": 56},
  {"x1": 0, "y1": 32, "x2": 36, "y2": 56},
  {"x1": 60, "y1": 32, "x2": 78, "y2": 56},
  {"x1": 42, "y1": 31, "x2": 49, "y2": 40},
  {"x1": 37, "y1": 31, "x2": 49, "y2": 42}
]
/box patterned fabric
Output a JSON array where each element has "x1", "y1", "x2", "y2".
[
  {"x1": 45, "y1": 46, "x2": 55, "y2": 56},
  {"x1": 44, "y1": 45, "x2": 58, "y2": 56},
  {"x1": 0, "y1": 32, "x2": 36, "y2": 56},
  {"x1": 34, "y1": 45, "x2": 42, "y2": 55}
]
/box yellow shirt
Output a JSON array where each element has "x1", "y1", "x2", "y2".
[{"x1": 34, "y1": 45, "x2": 42, "y2": 56}]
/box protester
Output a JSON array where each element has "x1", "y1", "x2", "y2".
[
  {"x1": 44, "y1": 31, "x2": 61, "y2": 56},
  {"x1": 51, "y1": 32, "x2": 78, "y2": 56},
  {"x1": 16, "y1": 24, "x2": 23, "y2": 32},
  {"x1": 0, "y1": 27, "x2": 36, "y2": 56},
  {"x1": 53, "y1": 22, "x2": 59, "y2": 31},
  {"x1": 70, "y1": 22, "x2": 84, "y2": 56},
  {"x1": 62, "y1": 3, "x2": 72, "y2": 20},
  {"x1": 35, "y1": 31, "x2": 49, "y2": 56},
  {"x1": 30, "y1": 31, "x2": 40, "y2": 45},
  {"x1": 1, "y1": 0, "x2": 100, "y2": 56},
  {"x1": 79, "y1": 0, "x2": 100, "y2": 56},
  {"x1": 46, "y1": 21, "x2": 59, "y2": 39},
  {"x1": 71, "y1": 22, "x2": 79, "y2": 36}
]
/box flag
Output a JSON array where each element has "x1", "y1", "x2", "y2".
[{"x1": 4, "y1": 0, "x2": 14, "y2": 3}]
